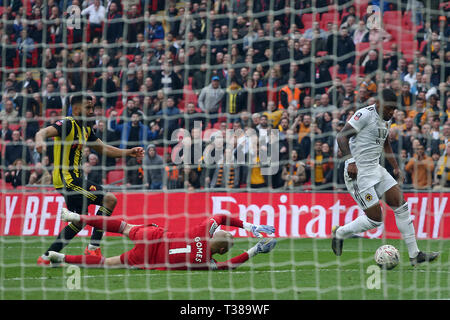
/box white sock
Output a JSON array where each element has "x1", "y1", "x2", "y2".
[
  {"x1": 247, "y1": 246, "x2": 258, "y2": 258},
  {"x1": 394, "y1": 203, "x2": 419, "y2": 259},
  {"x1": 88, "y1": 244, "x2": 100, "y2": 251},
  {"x1": 336, "y1": 214, "x2": 383, "y2": 239}
]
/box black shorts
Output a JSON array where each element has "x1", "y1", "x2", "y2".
[{"x1": 57, "y1": 177, "x2": 105, "y2": 214}]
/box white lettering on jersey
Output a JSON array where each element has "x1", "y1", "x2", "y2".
[
  {"x1": 347, "y1": 105, "x2": 391, "y2": 174},
  {"x1": 194, "y1": 236, "x2": 203, "y2": 262}
]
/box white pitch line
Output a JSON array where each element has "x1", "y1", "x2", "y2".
[{"x1": 2, "y1": 267, "x2": 450, "y2": 282}]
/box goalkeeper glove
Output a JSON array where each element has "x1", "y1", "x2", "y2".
[
  {"x1": 243, "y1": 222, "x2": 276, "y2": 238},
  {"x1": 247, "y1": 238, "x2": 277, "y2": 258}
]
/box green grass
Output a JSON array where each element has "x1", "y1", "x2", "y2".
[{"x1": 0, "y1": 236, "x2": 449, "y2": 300}]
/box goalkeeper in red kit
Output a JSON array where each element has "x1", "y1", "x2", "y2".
[{"x1": 48, "y1": 208, "x2": 277, "y2": 270}]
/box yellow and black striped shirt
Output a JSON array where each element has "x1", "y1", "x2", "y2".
[{"x1": 51, "y1": 117, "x2": 97, "y2": 189}]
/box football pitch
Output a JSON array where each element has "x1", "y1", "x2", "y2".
[{"x1": 1, "y1": 237, "x2": 449, "y2": 300}]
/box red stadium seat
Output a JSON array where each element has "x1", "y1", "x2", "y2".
[
  {"x1": 107, "y1": 170, "x2": 124, "y2": 185},
  {"x1": 353, "y1": 0, "x2": 370, "y2": 19},
  {"x1": 301, "y1": 13, "x2": 318, "y2": 31},
  {"x1": 383, "y1": 11, "x2": 402, "y2": 29},
  {"x1": 45, "y1": 109, "x2": 62, "y2": 118},
  {"x1": 9, "y1": 124, "x2": 21, "y2": 132},
  {"x1": 400, "y1": 40, "x2": 418, "y2": 61},
  {"x1": 320, "y1": 12, "x2": 340, "y2": 30},
  {"x1": 183, "y1": 85, "x2": 198, "y2": 106}
]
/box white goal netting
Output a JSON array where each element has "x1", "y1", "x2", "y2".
[{"x1": 0, "y1": 0, "x2": 449, "y2": 300}]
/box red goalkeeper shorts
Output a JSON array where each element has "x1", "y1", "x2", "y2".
[{"x1": 120, "y1": 225, "x2": 164, "y2": 268}]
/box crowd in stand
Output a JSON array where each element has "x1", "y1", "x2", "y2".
[{"x1": 0, "y1": 0, "x2": 449, "y2": 191}]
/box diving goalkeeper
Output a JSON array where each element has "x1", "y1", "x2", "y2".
[{"x1": 48, "y1": 209, "x2": 277, "y2": 270}]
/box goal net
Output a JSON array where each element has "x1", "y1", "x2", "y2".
[{"x1": 0, "y1": 0, "x2": 449, "y2": 301}]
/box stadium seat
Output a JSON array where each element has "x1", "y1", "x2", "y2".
[
  {"x1": 383, "y1": 11, "x2": 402, "y2": 28},
  {"x1": 107, "y1": 170, "x2": 124, "y2": 185},
  {"x1": 45, "y1": 109, "x2": 62, "y2": 118},
  {"x1": 353, "y1": 0, "x2": 370, "y2": 19},
  {"x1": 9, "y1": 124, "x2": 21, "y2": 132},
  {"x1": 182, "y1": 85, "x2": 198, "y2": 106},
  {"x1": 320, "y1": 12, "x2": 340, "y2": 30},
  {"x1": 400, "y1": 40, "x2": 418, "y2": 61},
  {"x1": 300, "y1": 13, "x2": 317, "y2": 31}
]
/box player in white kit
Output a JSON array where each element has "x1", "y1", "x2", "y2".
[{"x1": 332, "y1": 89, "x2": 439, "y2": 266}]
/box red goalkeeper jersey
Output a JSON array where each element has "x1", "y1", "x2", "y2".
[{"x1": 120, "y1": 215, "x2": 250, "y2": 270}]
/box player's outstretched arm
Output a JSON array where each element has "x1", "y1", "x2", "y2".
[
  {"x1": 35, "y1": 126, "x2": 59, "y2": 154},
  {"x1": 212, "y1": 238, "x2": 277, "y2": 270},
  {"x1": 91, "y1": 138, "x2": 144, "y2": 160},
  {"x1": 210, "y1": 214, "x2": 275, "y2": 238}
]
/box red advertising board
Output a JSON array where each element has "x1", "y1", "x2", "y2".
[{"x1": 0, "y1": 192, "x2": 449, "y2": 239}]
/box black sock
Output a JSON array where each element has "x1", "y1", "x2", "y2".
[
  {"x1": 89, "y1": 206, "x2": 113, "y2": 247},
  {"x1": 44, "y1": 223, "x2": 81, "y2": 255}
]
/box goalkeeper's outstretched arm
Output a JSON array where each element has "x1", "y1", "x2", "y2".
[{"x1": 210, "y1": 238, "x2": 277, "y2": 270}]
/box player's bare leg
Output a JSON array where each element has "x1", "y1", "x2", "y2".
[
  {"x1": 383, "y1": 185, "x2": 439, "y2": 266},
  {"x1": 332, "y1": 203, "x2": 383, "y2": 256}
]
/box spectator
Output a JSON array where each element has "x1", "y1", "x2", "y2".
[
  {"x1": 105, "y1": 2, "x2": 123, "y2": 44},
  {"x1": 17, "y1": 71, "x2": 39, "y2": 93},
  {"x1": 156, "y1": 96, "x2": 181, "y2": 140},
  {"x1": 405, "y1": 142, "x2": 435, "y2": 189},
  {"x1": 209, "y1": 148, "x2": 240, "y2": 189},
  {"x1": 353, "y1": 20, "x2": 369, "y2": 45},
  {"x1": 304, "y1": 21, "x2": 327, "y2": 40},
  {"x1": 0, "y1": 99, "x2": 19, "y2": 123},
  {"x1": 144, "y1": 144, "x2": 164, "y2": 190},
  {"x1": 336, "y1": 27, "x2": 356, "y2": 77},
  {"x1": 434, "y1": 142, "x2": 450, "y2": 189},
  {"x1": 146, "y1": 14, "x2": 165, "y2": 42},
  {"x1": 306, "y1": 140, "x2": 334, "y2": 189},
  {"x1": 180, "y1": 102, "x2": 206, "y2": 132},
  {"x1": 313, "y1": 55, "x2": 332, "y2": 95},
  {"x1": 198, "y1": 76, "x2": 225, "y2": 127},
  {"x1": 362, "y1": 50, "x2": 379, "y2": 75},
  {"x1": 109, "y1": 111, "x2": 155, "y2": 150},
  {"x1": 44, "y1": 83, "x2": 62, "y2": 109},
  {"x1": 28, "y1": 162, "x2": 52, "y2": 185},
  {"x1": 1, "y1": 120, "x2": 13, "y2": 141},
  {"x1": 93, "y1": 71, "x2": 118, "y2": 109},
  {"x1": 16, "y1": 29, "x2": 35, "y2": 62},
  {"x1": 154, "y1": 62, "x2": 183, "y2": 101},
  {"x1": 19, "y1": 110, "x2": 39, "y2": 140},
  {"x1": 4, "y1": 130, "x2": 32, "y2": 166},
  {"x1": 81, "y1": 0, "x2": 106, "y2": 39},
  {"x1": 224, "y1": 78, "x2": 245, "y2": 117},
  {"x1": 4, "y1": 158, "x2": 30, "y2": 188},
  {"x1": 281, "y1": 149, "x2": 306, "y2": 189},
  {"x1": 85, "y1": 153, "x2": 104, "y2": 185},
  {"x1": 278, "y1": 78, "x2": 302, "y2": 110}
]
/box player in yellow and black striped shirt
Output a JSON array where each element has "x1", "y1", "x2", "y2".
[{"x1": 35, "y1": 94, "x2": 144, "y2": 266}]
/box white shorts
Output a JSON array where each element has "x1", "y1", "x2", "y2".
[{"x1": 344, "y1": 161, "x2": 398, "y2": 210}]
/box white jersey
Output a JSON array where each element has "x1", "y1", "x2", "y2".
[{"x1": 347, "y1": 105, "x2": 391, "y2": 174}]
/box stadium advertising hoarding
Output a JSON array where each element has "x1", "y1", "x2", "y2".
[{"x1": 1, "y1": 192, "x2": 448, "y2": 239}]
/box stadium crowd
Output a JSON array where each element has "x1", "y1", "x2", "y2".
[{"x1": 0, "y1": 0, "x2": 449, "y2": 191}]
